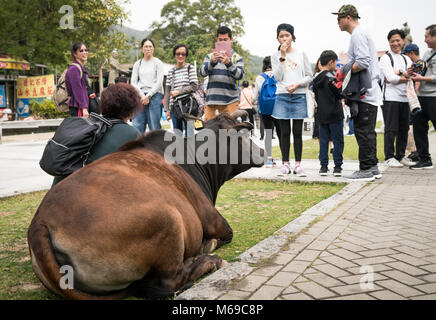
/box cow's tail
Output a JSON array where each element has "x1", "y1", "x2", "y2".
[{"x1": 27, "y1": 219, "x2": 128, "y2": 300}]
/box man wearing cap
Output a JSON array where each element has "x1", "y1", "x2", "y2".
[
  {"x1": 408, "y1": 25, "x2": 436, "y2": 170},
  {"x1": 403, "y1": 44, "x2": 421, "y2": 64},
  {"x1": 379, "y1": 29, "x2": 414, "y2": 168},
  {"x1": 333, "y1": 4, "x2": 382, "y2": 181}
]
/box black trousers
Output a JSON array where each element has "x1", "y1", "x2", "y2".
[
  {"x1": 354, "y1": 102, "x2": 378, "y2": 170},
  {"x1": 381, "y1": 101, "x2": 410, "y2": 161},
  {"x1": 413, "y1": 96, "x2": 436, "y2": 162},
  {"x1": 240, "y1": 108, "x2": 256, "y2": 126},
  {"x1": 279, "y1": 119, "x2": 303, "y2": 162}
]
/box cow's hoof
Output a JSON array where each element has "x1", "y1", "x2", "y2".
[
  {"x1": 202, "y1": 239, "x2": 218, "y2": 254},
  {"x1": 220, "y1": 259, "x2": 229, "y2": 268}
]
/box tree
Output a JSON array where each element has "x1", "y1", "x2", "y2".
[
  {"x1": 74, "y1": 0, "x2": 131, "y2": 93},
  {"x1": 0, "y1": 0, "x2": 132, "y2": 92},
  {"x1": 149, "y1": 0, "x2": 251, "y2": 77},
  {"x1": 0, "y1": 0, "x2": 75, "y2": 65}
]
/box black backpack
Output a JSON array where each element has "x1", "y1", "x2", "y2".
[{"x1": 40, "y1": 113, "x2": 123, "y2": 176}]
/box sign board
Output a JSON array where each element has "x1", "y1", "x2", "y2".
[
  {"x1": 0, "y1": 85, "x2": 5, "y2": 108},
  {"x1": 17, "y1": 75, "x2": 55, "y2": 99}
]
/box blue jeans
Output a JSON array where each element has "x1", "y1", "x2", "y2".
[
  {"x1": 319, "y1": 120, "x2": 344, "y2": 167},
  {"x1": 347, "y1": 118, "x2": 354, "y2": 135},
  {"x1": 132, "y1": 93, "x2": 163, "y2": 134},
  {"x1": 171, "y1": 111, "x2": 194, "y2": 138}
]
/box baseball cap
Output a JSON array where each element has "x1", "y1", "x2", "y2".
[
  {"x1": 402, "y1": 43, "x2": 419, "y2": 54},
  {"x1": 332, "y1": 4, "x2": 360, "y2": 19}
]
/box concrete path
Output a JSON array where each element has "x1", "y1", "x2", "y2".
[{"x1": 177, "y1": 133, "x2": 436, "y2": 300}]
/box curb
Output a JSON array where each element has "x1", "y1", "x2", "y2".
[{"x1": 176, "y1": 180, "x2": 367, "y2": 300}]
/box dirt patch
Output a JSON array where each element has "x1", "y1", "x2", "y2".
[
  {"x1": 0, "y1": 212, "x2": 15, "y2": 219},
  {"x1": 242, "y1": 190, "x2": 294, "y2": 199},
  {"x1": 10, "y1": 283, "x2": 43, "y2": 292}
]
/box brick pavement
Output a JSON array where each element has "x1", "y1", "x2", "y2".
[
  {"x1": 178, "y1": 153, "x2": 436, "y2": 300},
  {"x1": 217, "y1": 167, "x2": 436, "y2": 300}
]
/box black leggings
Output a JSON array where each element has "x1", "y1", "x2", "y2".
[
  {"x1": 279, "y1": 119, "x2": 303, "y2": 162},
  {"x1": 240, "y1": 108, "x2": 256, "y2": 126}
]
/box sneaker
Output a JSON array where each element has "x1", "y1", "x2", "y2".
[
  {"x1": 319, "y1": 166, "x2": 329, "y2": 176},
  {"x1": 293, "y1": 165, "x2": 307, "y2": 177},
  {"x1": 370, "y1": 165, "x2": 383, "y2": 179},
  {"x1": 265, "y1": 158, "x2": 277, "y2": 168},
  {"x1": 333, "y1": 166, "x2": 342, "y2": 177},
  {"x1": 410, "y1": 160, "x2": 434, "y2": 170},
  {"x1": 281, "y1": 163, "x2": 291, "y2": 174},
  {"x1": 399, "y1": 157, "x2": 416, "y2": 166},
  {"x1": 407, "y1": 151, "x2": 420, "y2": 162},
  {"x1": 343, "y1": 169, "x2": 375, "y2": 181},
  {"x1": 384, "y1": 158, "x2": 404, "y2": 168}
]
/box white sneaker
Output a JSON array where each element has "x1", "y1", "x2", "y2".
[
  {"x1": 384, "y1": 158, "x2": 404, "y2": 168},
  {"x1": 399, "y1": 157, "x2": 417, "y2": 166}
]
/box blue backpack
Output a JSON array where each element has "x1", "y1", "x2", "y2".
[{"x1": 258, "y1": 73, "x2": 277, "y2": 115}]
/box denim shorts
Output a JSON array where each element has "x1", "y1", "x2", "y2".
[{"x1": 272, "y1": 93, "x2": 308, "y2": 119}]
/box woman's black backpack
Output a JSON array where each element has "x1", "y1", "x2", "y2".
[{"x1": 39, "y1": 113, "x2": 123, "y2": 176}]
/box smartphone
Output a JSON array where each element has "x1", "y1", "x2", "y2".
[{"x1": 213, "y1": 41, "x2": 232, "y2": 58}]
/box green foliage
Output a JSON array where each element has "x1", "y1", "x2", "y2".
[
  {"x1": 0, "y1": 0, "x2": 132, "y2": 90},
  {"x1": 0, "y1": 0, "x2": 75, "y2": 65},
  {"x1": 29, "y1": 99, "x2": 68, "y2": 119},
  {"x1": 149, "y1": 0, "x2": 255, "y2": 79}
]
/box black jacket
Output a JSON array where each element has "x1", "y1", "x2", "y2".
[{"x1": 313, "y1": 71, "x2": 344, "y2": 124}]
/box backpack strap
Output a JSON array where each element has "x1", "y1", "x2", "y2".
[
  {"x1": 70, "y1": 63, "x2": 83, "y2": 79},
  {"x1": 260, "y1": 73, "x2": 269, "y2": 81},
  {"x1": 422, "y1": 51, "x2": 436, "y2": 75}
]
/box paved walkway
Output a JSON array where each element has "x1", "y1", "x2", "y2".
[{"x1": 178, "y1": 134, "x2": 436, "y2": 300}]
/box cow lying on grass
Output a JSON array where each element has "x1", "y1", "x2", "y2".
[{"x1": 28, "y1": 111, "x2": 265, "y2": 299}]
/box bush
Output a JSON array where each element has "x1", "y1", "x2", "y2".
[{"x1": 29, "y1": 100, "x2": 69, "y2": 119}]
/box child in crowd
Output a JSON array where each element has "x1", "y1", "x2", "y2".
[{"x1": 312, "y1": 50, "x2": 344, "y2": 176}]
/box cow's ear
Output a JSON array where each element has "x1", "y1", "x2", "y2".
[{"x1": 233, "y1": 122, "x2": 253, "y2": 132}]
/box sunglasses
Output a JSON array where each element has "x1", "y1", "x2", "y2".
[{"x1": 175, "y1": 52, "x2": 186, "y2": 56}]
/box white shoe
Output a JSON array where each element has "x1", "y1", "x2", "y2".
[
  {"x1": 384, "y1": 158, "x2": 404, "y2": 168},
  {"x1": 399, "y1": 157, "x2": 417, "y2": 166}
]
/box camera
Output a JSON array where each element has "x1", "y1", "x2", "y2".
[{"x1": 412, "y1": 60, "x2": 426, "y2": 75}]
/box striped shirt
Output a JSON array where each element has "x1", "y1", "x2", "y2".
[
  {"x1": 199, "y1": 51, "x2": 244, "y2": 105},
  {"x1": 165, "y1": 63, "x2": 198, "y2": 110}
]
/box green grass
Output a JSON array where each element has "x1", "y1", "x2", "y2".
[
  {"x1": 272, "y1": 133, "x2": 385, "y2": 161},
  {"x1": 0, "y1": 180, "x2": 344, "y2": 299},
  {"x1": 214, "y1": 179, "x2": 344, "y2": 261}
]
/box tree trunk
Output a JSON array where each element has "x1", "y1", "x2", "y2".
[{"x1": 99, "y1": 65, "x2": 104, "y2": 95}]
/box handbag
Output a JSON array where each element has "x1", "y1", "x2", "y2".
[
  {"x1": 306, "y1": 85, "x2": 316, "y2": 119},
  {"x1": 406, "y1": 80, "x2": 421, "y2": 115},
  {"x1": 171, "y1": 65, "x2": 200, "y2": 121},
  {"x1": 172, "y1": 95, "x2": 199, "y2": 121}
]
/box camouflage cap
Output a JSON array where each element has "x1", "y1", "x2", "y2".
[{"x1": 332, "y1": 4, "x2": 360, "y2": 19}]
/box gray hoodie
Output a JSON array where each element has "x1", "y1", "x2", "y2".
[{"x1": 418, "y1": 49, "x2": 436, "y2": 97}]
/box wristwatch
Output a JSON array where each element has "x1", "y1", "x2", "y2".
[{"x1": 279, "y1": 57, "x2": 286, "y2": 62}]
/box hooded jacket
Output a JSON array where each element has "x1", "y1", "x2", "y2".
[{"x1": 312, "y1": 71, "x2": 344, "y2": 124}]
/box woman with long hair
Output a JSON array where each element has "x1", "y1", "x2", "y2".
[
  {"x1": 131, "y1": 38, "x2": 164, "y2": 134},
  {"x1": 65, "y1": 42, "x2": 90, "y2": 117}
]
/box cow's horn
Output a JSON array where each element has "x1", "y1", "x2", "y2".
[{"x1": 230, "y1": 110, "x2": 248, "y2": 120}]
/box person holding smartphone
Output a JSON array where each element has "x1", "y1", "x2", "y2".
[{"x1": 200, "y1": 26, "x2": 244, "y2": 121}]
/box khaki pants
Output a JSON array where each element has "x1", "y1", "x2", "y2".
[{"x1": 204, "y1": 101, "x2": 239, "y2": 121}]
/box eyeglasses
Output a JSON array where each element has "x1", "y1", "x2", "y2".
[
  {"x1": 175, "y1": 52, "x2": 186, "y2": 56},
  {"x1": 80, "y1": 49, "x2": 88, "y2": 53}
]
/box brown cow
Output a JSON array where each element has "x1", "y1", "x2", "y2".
[{"x1": 27, "y1": 111, "x2": 265, "y2": 299}]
